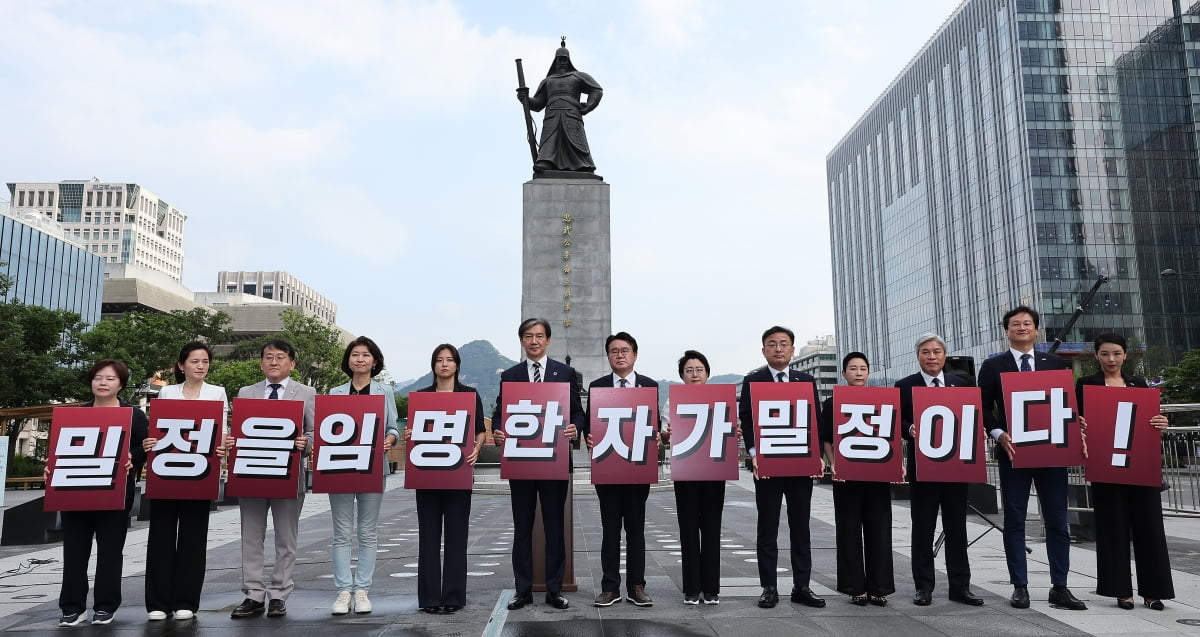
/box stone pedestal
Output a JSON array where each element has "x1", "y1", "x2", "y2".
[{"x1": 521, "y1": 178, "x2": 612, "y2": 385}]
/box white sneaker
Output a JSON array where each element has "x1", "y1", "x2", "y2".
[
  {"x1": 331, "y1": 591, "x2": 352, "y2": 615},
  {"x1": 354, "y1": 590, "x2": 372, "y2": 614},
  {"x1": 173, "y1": 610, "x2": 194, "y2": 621},
  {"x1": 147, "y1": 611, "x2": 167, "y2": 621}
]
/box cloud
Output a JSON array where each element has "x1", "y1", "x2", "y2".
[{"x1": 632, "y1": 0, "x2": 712, "y2": 50}]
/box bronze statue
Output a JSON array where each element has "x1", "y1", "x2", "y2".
[{"x1": 516, "y1": 38, "x2": 603, "y2": 176}]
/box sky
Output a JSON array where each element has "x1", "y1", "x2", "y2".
[{"x1": 0, "y1": 0, "x2": 965, "y2": 383}]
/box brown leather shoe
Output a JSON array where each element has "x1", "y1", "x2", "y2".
[
  {"x1": 627, "y1": 585, "x2": 653, "y2": 607},
  {"x1": 594, "y1": 591, "x2": 620, "y2": 607}
]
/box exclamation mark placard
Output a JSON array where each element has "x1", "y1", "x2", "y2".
[{"x1": 1111, "y1": 401, "x2": 1136, "y2": 468}]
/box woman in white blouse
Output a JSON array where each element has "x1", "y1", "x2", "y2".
[{"x1": 141, "y1": 341, "x2": 229, "y2": 622}]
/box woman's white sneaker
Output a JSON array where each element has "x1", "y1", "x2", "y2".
[
  {"x1": 147, "y1": 611, "x2": 167, "y2": 621},
  {"x1": 354, "y1": 590, "x2": 372, "y2": 613},
  {"x1": 173, "y1": 610, "x2": 194, "y2": 621},
  {"x1": 331, "y1": 591, "x2": 352, "y2": 615}
]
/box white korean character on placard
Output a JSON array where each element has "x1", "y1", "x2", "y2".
[
  {"x1": 504, "y1": 399, "x2": 563, "y2": 460},
  {"x1": 410, "y1": 410, "x2": 469, "y2": 468},
  {"x1": 151, "y1": 418, "x2": 218, "y2": 479},
  {"x1": 672, "y1": 402, "x2": 736, "y2": 461},
  {"x1": 52, "y1": 426, "x2": 124, "y2": 489},
  {"x1": 838, "y1": 403, "x2": 895, "y2": 462},
  {"x1": 234, "y1": 417, "x2": 297, "y2": 477},
  {"x1": 758, "y1": 399, "x2": 812, "y2": 457},
  {"x1": 1010, "y1": 388, "x2": 1074, "y2": 447},
  {"x1": 593, "y1": 405, "x2": 655, "y2": 464},
  {"x1": 917, "y1": 405, "x2": 978, "y2": 463},
  {"x1": 317, "y1": 412, "x2": 378, "y2": 473}
]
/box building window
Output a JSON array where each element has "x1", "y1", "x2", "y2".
[
  {"x1": 115, "y1": 191, "x2": 122, "y2": 207},
  {"x1": 17, "y1": 191, "x2": 23, "y2": 206},
  {"x1": 47, "y1": 191, "x2": 55, "y2": 207},
  {"x1": 87, "y1": 191, "x2": 93, "y2": 207}
]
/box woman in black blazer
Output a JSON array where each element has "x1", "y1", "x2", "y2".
[{"x1": 1075, "y1": 332, "x2": 1173, "y2": 611}]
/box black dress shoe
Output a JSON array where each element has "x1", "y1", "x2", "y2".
[
  {"x1": 1144, "y1": 599, "x2": 1165, "y2": 611},
  {"x1": 791, "y1": 586, "x2": 826, "y2": 608},
  {"x1": 913, "y1": 590, "x2": 932, "y2": 606},
  {"x1": 1048, "y1": 586, "x2": 1087, "y2": 611},
  {"x1": 266, "y1": 599, "x2": 287, "y2": 617},
  {"x1": 1010, "y1": 585, "x2": 1030, "y2": 609},
  {"x1": 949, "y1": 589, "x2": 985, "y2": 606},
  {"x1": 545, "y1": 592, "x2": 569, "y2": 610},
  {"x1": 757, "y1": 586, "x2": 779, "y2": 608},
  {"x1": 507, "y1": 593, "x2": 534, "y2": 610},
  {"x1": 443, "y1": 604, "x2": 463, "y2": 613},
  {"x1": 230, "y1": 598, "x2": 265, "y2": 619},
  {"x1": 1116, "y1": 598, "x2": 1135, "y2": 610},
  {"x1": 420, "y1": 606, "x2": 440, "y2": 614}
]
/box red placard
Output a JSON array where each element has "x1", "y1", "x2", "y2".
[
  {"x1": 405, "y1": 391, "x2": 477, "y2": 490},
  {"x1": 45, "y1": 407, "x2": 132, "y2": 512},
  {"x1": 589, "y1": 387, "x2": 659, "y2": 485},
  {"x1": 911, "y1": 387, "x2": 986, "y2": 483},
  {"x1": 226, "y1": 398, "x2": 303, "y2": 498},
  {"x1": 312, "y1": 395, "x2": 386, "y2": 494},
  {"x1": 499, "y1": 382, "x2": 571, "y2": 480},
  {"x1": 146, "y1": 399, "x2": 223, "y2": 500},
  {"x1": 832, "y1": 386, "x2": 903, "y2": 482},
  {"x1": 749, "y1": 382, "x2": 822, "y2": 478},
  {"x1": 1083, "y1": 386, "x2": 1163, "y2": 487},
  {"x1": 1001, "y1": 370, "x2": 1083, "y2": 468},
  {"x1": 668, "y1": 384, "x2": 739, "y2": 481}
]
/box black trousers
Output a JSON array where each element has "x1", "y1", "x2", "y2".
[
  {"x1": 145, "y1": 499, "x2": 211, "y2": 613},
  {"x1": 510, "y1": 479, "x2": 567, "y2": 594},
  {"x1": 909, "y1": 481, "x2": 970, "y2": 594},
  {"x1": 595, "y1": 483, "x2": 650, "y2": 594},
  {"x1": 754, "y1": 475, "x2": 812, "y2": 588},
  {"x1": 416, "y1": 489, "x2": 473, "y2": 607},
  {"x1": 1092, "y1": 482, "x2": 1174, "y2": 599},
  {"x1": 833, "y1": 481, "x2": 895, "y2": 597},
  {"x1": 59, "y1": 509, "x2": 129, "y2": 615},
  {"x1": 674, "y1": 481, "x2": 725, "y2": 596}
]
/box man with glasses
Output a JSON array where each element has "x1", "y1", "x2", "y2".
[
  {"x1": 492, "y1": 318, "x2": 585, "y2": 611},
  {"x1": 229, "y1": 340, "x2": 316, "y2": 619},
  {"x1": 587, "y1": 332, "x2": 658, "y2": 607},
  {"x1": 739, "y1": 326, "x2": 826, "y2": 609}
]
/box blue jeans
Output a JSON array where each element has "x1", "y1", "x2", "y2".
[
  {"x1": 997, "y1": 460, "x2": 1070, "y2": 586},
  {"x1": 329, "y1": 492, "x2": 383, "y2": 592}
]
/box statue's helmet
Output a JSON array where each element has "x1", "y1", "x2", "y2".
[{"x1": 548, "y1": 36, "x2": 578, "y2": 75}]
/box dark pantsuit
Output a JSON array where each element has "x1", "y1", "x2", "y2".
[
  {"x1": 1092, "y1": 482, "x2": 1174, "y2": 599},
  {"x1": 60, "y1": 509, "x2": 129, "y2": 615},
  {"x1": 910, "y1": 481, "x2": 970, "y2": 594},
  {"x1": 674, "y1": 481, "x2": 725, "y2": 596},
  {"x1": 145, "y1": 499, "x2": 210, "y2": 613},
  {"x1": 754, "y1": 475, "x2": 813, "y2": 588},
  {"x1": 833, "y1": 481, "x2": 895, "y2": 597},
  {"x1": 416, "y1": 489, "x2": 473, "y2": 607},
  {"x1": 998, "y1": 460, "x2": 1070, "y2": 586},
  {"x1": 510, "y1": 478, "x2": 568, "y2": 594},
  {"x1": 595, "y1": 483, "x2": 650, "y2": 593}
]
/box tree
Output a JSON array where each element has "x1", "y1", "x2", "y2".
[
  {"x1": 206, "y1": 359, "x2": 266, "y2": 403},
  {"x1": 227, "y1": 308, "x2": 346, "y2": 394},
  {"x1": 0, "y1": 263, "x2": 92, "y2": 459},
  {"x1": 79, "y1": 308, "x2": 232, "y2": 395},
  {"x1": 1160, "y1": 349, "x2": 1200, "y2": 404}
]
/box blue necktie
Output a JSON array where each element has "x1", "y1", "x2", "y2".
[
  {"x1": 268, "y1": 383, "x2": 281, "y2": 399},
  {"x1": 1020, "y1": 354, "x2": 1033, "y2": 372}
]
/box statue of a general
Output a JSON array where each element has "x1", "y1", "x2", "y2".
[{"x1": 517, "y1": 38, "x2": 603, "y2": 174}]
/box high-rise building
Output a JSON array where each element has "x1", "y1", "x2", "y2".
[
  {"x1": 0, "y1": 198, "x2": 104, "y2": 325},
  {"x1": 214, "y1": 270, "x2": 337, "y2": 324},
  {"x1": 6, "y1": 179, "x2": 186, "y2": 282},
  {"x1": 827, "y1": 0, "x2": 1200, "y2": 381}
]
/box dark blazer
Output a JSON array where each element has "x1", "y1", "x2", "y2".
[
  {"x1": 492, "y1": 358, "x2": 586, "y2": 439},
  {"x1": 587, "y1": 373, "x2": 660, "y2": 434},
  {"x1": 738, "y1": 367, "x2": 820, "y2": 453},
  {"x1": 977, "y1": 350, "x2": 1066, "y2": 435},
  {"x1": 895, "y1": 371, "x2": 971, "y2": 482},
  {"x1": 1075, "y1": 372, "x2": 1149, "y2": 413},
  {"x1": 415, "y1": 383, "x2": 487, "y2": 436},
  {"x1": 84, "y1": 399, "x2": 149, "y2": 510}
]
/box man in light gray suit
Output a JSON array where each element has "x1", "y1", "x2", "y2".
[{"x1": 229, "y1": 339, "x2": 316, "y2": 619}]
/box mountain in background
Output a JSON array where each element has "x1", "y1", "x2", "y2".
[{"x1": 399, "y1": 339, "x2": 516, "y2": 412}]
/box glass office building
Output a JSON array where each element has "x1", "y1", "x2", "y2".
[
  {"x1": 0, "y1": 202, "x2": 104, "y2": 326},
  {"x1": 828, "y1": 0, "x2": 1200, "y2": 381}
]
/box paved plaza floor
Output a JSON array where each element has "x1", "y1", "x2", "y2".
[{"x1": 1, "y1": 455, "x2": 1198, "y2": 636}]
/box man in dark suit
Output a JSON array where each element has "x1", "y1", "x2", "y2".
[
  {"x1": 978, "y1": 306, "x2": 1086, "y2": 611},
  {"x1": 492, "y1": 318, "x2": 584, "y2": 611},
  {"x1": 896, "y1": 333, "x2": 984, "y2": 607},
  {"x1": 738, "y1": 326, "x2": 825, "y2": 609},
  {"x1": 587, "y1": 332, "x2": 658, "y2": 608}
]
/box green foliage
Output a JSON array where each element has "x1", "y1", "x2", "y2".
[
  {"x1": 226, "y1": 308, "x2": 346, "y2": 393},
  {"x1": 0, "y1": 280, "x2": 91, "y2": 409},
  {"x1": 8, "y1": 453, "x2": 45, "y2": 478},
  {"x1": 206, "y1": 359, "x2": 266, "y2": 403},
  {"x1": 395, "y1": 394, "x2": 408, "y2": 419},
  {"x1": 1160, "y1": 349, "x2": 1200, "y2": 403},
  {"x1": 79, "y1": 308, "x2": 232, "y2": 395}
]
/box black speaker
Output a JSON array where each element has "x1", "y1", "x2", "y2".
[{"x1": 945, "y1": 356, "x2": 976, "y2": 386}]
